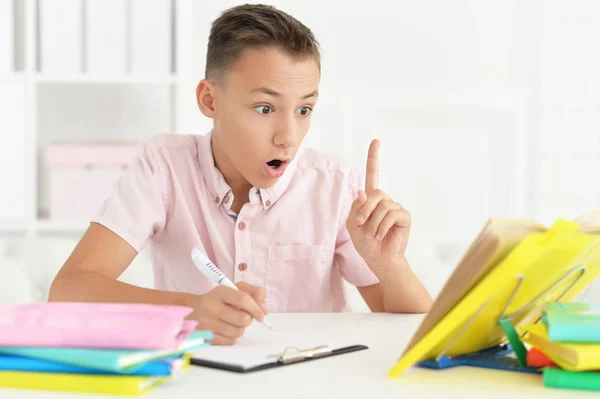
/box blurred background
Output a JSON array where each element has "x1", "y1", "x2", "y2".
[{"x1": 0, "y1": 0, "x2": 599, "y2": 309}]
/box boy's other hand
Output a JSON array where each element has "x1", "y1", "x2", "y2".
[
  {"x1": 188, "y1": 283, "x2": 268, "y2": 345},
  {"x1": 346, "y1": 139, "x2": 412, "y2": 275}
]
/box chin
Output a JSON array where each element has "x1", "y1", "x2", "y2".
[
  {"x1": 252, "y1": 177, "x2": 279, "y2": 189},
  {"x1": 245, "y1": 160, "x2": 289, "y2": 189}
]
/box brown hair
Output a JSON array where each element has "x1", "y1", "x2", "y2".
[{"x1": 206, "y1": 4, "x2": 321, "y2": 81}]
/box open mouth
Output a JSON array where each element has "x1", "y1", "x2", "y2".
[
  {"x1": 266, "y1": 159, "x2": 283, "y2": 169},
  {"x1": 264, "y1": 159, "x2": 288, "y2": 178}
]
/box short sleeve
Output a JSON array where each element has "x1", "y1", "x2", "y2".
[
  {"x1": 92, "y1": 141, "x2": 167, "y2": 253},
  {"x1": 334, "y1": 167, "x2": 379, "y2": 287}
]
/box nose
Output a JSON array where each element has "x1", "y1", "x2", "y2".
[{"x1": 273, "y1": 114, "x2": 299, "y2": 149}]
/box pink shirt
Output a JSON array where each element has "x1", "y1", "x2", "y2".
[{"x1": 93, "y1": 133, "x2": 378, "y2": 312}]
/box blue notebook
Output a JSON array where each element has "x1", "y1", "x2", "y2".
[
  {"x1": 417, "y1": 345, "x2": 541, "y2": 375},
  {"x1": 543, "y1": 302, "x2": 600, "y2": 343},
  {"x1": 0, "y1": 354, "x2": 182, "y2": 376},
  {"x1": 0, "y1": 331, "x2": 211, "y2": 372}
]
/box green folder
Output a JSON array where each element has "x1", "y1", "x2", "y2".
[
  {"x1": 0, "y1": 331, "x2": 212, "y2": 373},
  {"x1": 544, "y1": 368, "x2": 600, "y2": 391}
]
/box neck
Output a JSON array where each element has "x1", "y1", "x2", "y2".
[{"x1": 211, "y1": 131, "x2": 252, "y2": 212}]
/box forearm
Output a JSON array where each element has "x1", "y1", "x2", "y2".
[
  {"x1": 372, "y1": 258, "x2": 433, "y2": 313},
  {"x1": 48, "y1": 270, "x2": 195, "y2": 308}
]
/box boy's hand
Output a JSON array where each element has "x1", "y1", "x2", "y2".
[
  {"x1": 189, "y1": 282, "x2": 268, "y2": 345},
  {"x1": 346, "y1": 139, "x2": 412, "y2": 275}
]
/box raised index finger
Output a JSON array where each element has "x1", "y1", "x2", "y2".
[{"x1": 365, "y1": 139, "x2": 380, "y2": 193}]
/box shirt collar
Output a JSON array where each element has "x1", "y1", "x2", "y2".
[{"x1": 196, "y1": 131, "x2": 299, "y2": 209}]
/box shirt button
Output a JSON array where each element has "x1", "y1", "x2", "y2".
[
  {"x1": 238, "y1": 263, "x2": 248, "y2": 271},
  {"x1": 238, "y1": 221, "x2": 246, "y2": 231},
  {"x1": 215, "y1": 196, "x2": 220, "y2": 204},
  {"x1": 266, "y1": 200, "x2": 272, "y2": 207},
  {"x1": 224, "y1": 195, "x2": 230, "y2": 204}
]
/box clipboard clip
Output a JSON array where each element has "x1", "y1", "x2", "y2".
[{"x1": 269, "y1": 345, "x2": 333, "y2": 364}]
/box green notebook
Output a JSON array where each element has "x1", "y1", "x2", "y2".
[
  {"x1": 0, "y1": 331, "x2": 212, "y2": 373},
  {"x1": 543, "y1": 302, "x2": 600, "y2": 343},
  {"x1": 544, "y1": 368, "x2": 600, "y2": 391}
]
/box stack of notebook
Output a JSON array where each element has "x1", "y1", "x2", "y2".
[
  {"x1": 521, "y1": 302, "x2": 600, "y2": 392},
  {"x1": 0, "y1": 303, "x2": 212, "y2": 396}
]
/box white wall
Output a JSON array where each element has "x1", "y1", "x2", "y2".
[
  {"x1": 2, "y1": 0, "x2": 600, "y2": 305},
  {"x1": 179, "y1": 0, "x2": 547, "y2": 294}
]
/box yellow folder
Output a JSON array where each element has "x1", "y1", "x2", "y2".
[
  {"x1": 389, "y1": 213, "x2": 600, "y2": 378},
  {"x1": 521, "y1": 323, "x2": 600, "y2": 372},
  {"x1": 0, "y1": 371, "x2": 170, "y2": 396},
  {"x1": 0, "y1": 355, "x2": 191, "y2": 395}
]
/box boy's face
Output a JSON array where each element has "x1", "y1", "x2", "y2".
[{"x1": 201, "y1": 47, "x2": 320, "y2": 190}]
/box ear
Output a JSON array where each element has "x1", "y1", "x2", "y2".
[{"x1": 196, "y1": 79, "x2": 217, "y2": 118}]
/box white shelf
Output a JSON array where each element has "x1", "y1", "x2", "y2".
[
  {"x1": 35, "y1": 220, "x2": 89, "y2": 234},
  {"x1": 0, "y1": 221, "x2": 28, "y2": 234},
  {"x1": 0, "y1": 73, "x2": 178, "y2": 85},
  {"x1": 0, "y1": 72, "x2": 28, "y2": 82},
  {"x1": 34, "y1": 74, "x2": 179, "y2": 85},
  {"x1": 0, "y1": 220, "x2": 89, "y2": 234},
  {"x1": 1, "y1": 73, "x2": 179, "y2": 84},
  {"x1": 0, "y1": 0, "x2": 194, "y2": 237}
]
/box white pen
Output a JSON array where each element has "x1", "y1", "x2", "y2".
[{"x1": 191, "y1": 247, "x2": 274, "y2": 330}]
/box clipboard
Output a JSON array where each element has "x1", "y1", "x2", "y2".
[
  {"x1": 190, "y1": 344, "x2": 368, "y2": 373},
  {"x1": 188, "y1": 322, "x2": 368, "y2": 373}
]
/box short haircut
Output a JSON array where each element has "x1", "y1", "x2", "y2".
[{"x1": 206, "y1": 4, "x2": 321, "y2": 81}]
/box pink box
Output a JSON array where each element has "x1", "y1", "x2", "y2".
[{"x1": 46, "y1": 143, "x2": 138, "y2": 221}]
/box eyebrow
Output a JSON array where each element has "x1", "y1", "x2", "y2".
[{"x1": 251, "y1": 87, "x2": 319, "y2": 99}]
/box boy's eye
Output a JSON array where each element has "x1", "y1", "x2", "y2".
[
  {"x1": 296, "y1": 106, "x2": 313, "y2": 116},
  {"x1": 254, "y1": 105, "x2": 272, "y2": 115}
]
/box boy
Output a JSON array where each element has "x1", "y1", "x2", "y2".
[{"x1": 49, "y1": 4, "x2": 432, "y2": 345}]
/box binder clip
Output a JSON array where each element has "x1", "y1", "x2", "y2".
[
  {"x1": 418, "y1": 265, "x2": 587, "y2": 374},
  {"x1": 269, "y1": 345, "x2": 333, "y2": 364}
]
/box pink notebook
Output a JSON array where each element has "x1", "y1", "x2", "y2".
[{"x1": 0, "y1": 303, "x2": 198, "y2": 350}]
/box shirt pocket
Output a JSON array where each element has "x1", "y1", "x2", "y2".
[{"x1": 265, "y1": 244, "x2": 328, "y2": 312}]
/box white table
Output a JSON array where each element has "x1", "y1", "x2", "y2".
[{"x1": 2, "y1": 313, "x2": 597, "y2": 398}]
